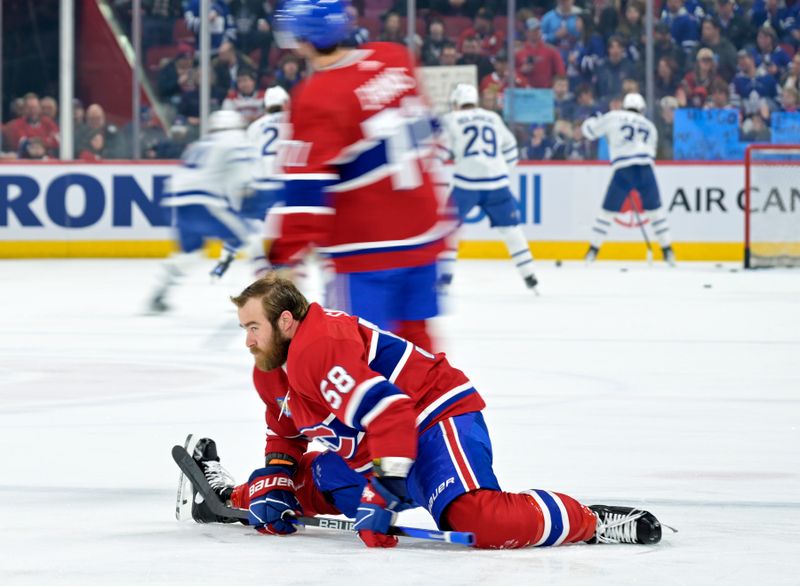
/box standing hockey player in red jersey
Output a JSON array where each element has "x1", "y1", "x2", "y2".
[
  {"x1": 181, "y1": 273, "x2": 663, "y2": 549},
  {"x1": 266, "y1": 0, "x2": 451, "y2": 352}
]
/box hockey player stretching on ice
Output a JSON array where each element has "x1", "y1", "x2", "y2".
[
  {"x1": 580, "y1": 93, "x2": 676, "y2": 265},
  {"x1": 181, "y1": 273, "x2": 663, "y2": 549},
  {"x1": 437, "y1": 83, "x2": 538, "y2": 291},
  {"x1": 265, "y1": 0, "x2": 452, "y2": 352}
]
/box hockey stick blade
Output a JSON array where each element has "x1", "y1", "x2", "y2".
[
  {"x1": 172, "y1": 445, "x2": 248, "y2": 520},
  {"x1": 170, "y1": 445, "x2": 475, "y2": 546}
]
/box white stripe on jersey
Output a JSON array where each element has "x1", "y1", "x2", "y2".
[
  {"x1": 344, "y1": 375, "x2": 387, "y2": 427},
  {"x1": 414, "y1": 381, "x2": 474, "y2": 427},
  {"x1": 389, "y1": 342, "x2": 413, "y2": 383},
  {"x1": 526, "y1": 490, "x2": 553, "y2": 546},
  {"x1": 269, "y1": 206, "x2": 336, "y2": 215},
  {"x1": 360, "y1": 394, "x2": 408, "y2": 428}
]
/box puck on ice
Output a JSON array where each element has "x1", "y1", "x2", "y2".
[
  {"x1": 703, "y1": 283, "x2": 712, "y2": 288},
  {"x1": 620, "y1": 267, "x2": 628, "y2": 272},
  {"x1": 555, "y1": 260, "x2": 562, "y2": 267}
]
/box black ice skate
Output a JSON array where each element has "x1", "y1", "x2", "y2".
[
  {"x1": 524, "y1": 274, "x2": 539, "y2": 291},
  {"x1": 662, "y1": 245, "x2": 676, "y2": 267},
  {"x1": 176, "y1": 435, "x2": 238, "y2": 523},
  {"x1": 584, "y1": 245, "x2": 599, "y2": 263},
  {"x1": 587, "y1": 505, "x2": 662, "y2": 544}
]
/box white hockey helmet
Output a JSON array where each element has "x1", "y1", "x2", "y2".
[
  {"x1": 450, "y1": 83, "x2": 479, "y2": 108},
  {"x1": 264, "y1": 85, "x2": 290, "y2": 110},
  {"x1": 623, "y1": 92, "x2": 646, "y2": 113},
  {"x1": 208, "y1": 109, "x2": 245, "y2": 132}
]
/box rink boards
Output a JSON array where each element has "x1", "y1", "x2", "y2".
[{"x1": 0, "y1": 160, "x2": 773, "y2": 260}]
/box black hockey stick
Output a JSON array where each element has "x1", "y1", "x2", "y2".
[
  {"x1": 171, "y1": 445, "x2": 475, "y2": 546},
  {"x1": 628, "y1": 192, "x2": 653, "y2": 265}
]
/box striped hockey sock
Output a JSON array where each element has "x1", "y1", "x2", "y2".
[{"x1": 497, "y1": 226, "x2": 536, "y2": 282}]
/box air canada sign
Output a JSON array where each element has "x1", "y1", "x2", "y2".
[{"x1": 1, "y1": 162, "x2": 791, "y2": 252}]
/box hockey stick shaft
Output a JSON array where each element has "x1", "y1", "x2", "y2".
[
  {"x1": 171, "y1": 445, "x2": 475, "y2": 546},
  {"x1": 628, "y1": 193, "x2": 653, "y2": 262}
]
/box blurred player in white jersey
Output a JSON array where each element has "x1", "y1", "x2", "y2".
[
  {"x1": 211, "y1": 86, "x2": 291, "y2": 280},
  {"x1": 438, "y1": 83, "x2": 538, "y2": 291},
  {"x1": 581, "y1": 93, "x2": 675, "y2": 265},
  {"x1": 147, "y1": 110, "x2": 257, "y2": 313}
]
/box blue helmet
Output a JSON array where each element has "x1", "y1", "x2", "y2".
[{"x1": 275, "y1": 0, "x2": 352, "y2": 51}]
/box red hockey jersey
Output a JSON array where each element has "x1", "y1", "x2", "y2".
[
  {"x1": 269, "y1": 42, "x2": 451, "y2": 273},
  {"x1": 252, "y1": 303, "x2": 485, "y2": 472}
]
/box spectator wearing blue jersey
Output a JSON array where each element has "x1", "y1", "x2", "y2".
[
  {"x1": 732, "y1": 49, "x2": 780, "y2": 114},
  {"x1": 521, "y1": 124, "x2": 554, "y2": 160},
  {"x1": 553, "y1": 75, "x2": 577, "y2": 120},
  {"x1": 661, "y1": 0, "x2": 701, "y2": 52},
  {"x1": 184, "y1": 0, "x2": 236, "y2": 54},
  {"x1": 593, "y1": 36, "x2": 640, "y2": 102},
  {"x1": 540, "y1": 0, "x2": 584, "y2": 56},
  {"x1": 751, "y1": 0, "x2": 797, "y2": 42},
  {"x1": 753, "y1": 26, "x2": 791, "y2": 79}
]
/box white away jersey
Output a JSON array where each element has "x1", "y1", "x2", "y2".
[
  {"x1": 247, "y1": 111, "x2": 288, "y2": 192},
  {"x1": 438, "y1": 107, "x2": 519, "y2": 190},
  {"x1": 581, "y1": 110, "x2": 657, "y2": 170},
  {"x1": 162, "y1": 129, "x2": 255, "y2": 210}
]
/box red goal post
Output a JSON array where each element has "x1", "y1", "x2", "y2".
[{"x1": 744, "y1": 144, "x2": 800, "y2": 269}]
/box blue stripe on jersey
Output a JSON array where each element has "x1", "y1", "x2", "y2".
[
  {"x1": 339, "y1": 141, "x2": 389, "y2": 184},
  {"x1": 368, "y1": 331, "x2": 409, "y2": 378},
  {"x1": 284, "y1": 178, "x2": 336, "y2": 208},
  {"x1": 351, "y1": 380, "x2": 406, "y2": 430},
  {"x1": 533, "y1": 490, "x2": 565, "y2": 546},
  {"x1": 416, "y1": 386, "x2": 478, "y2": 432},
  {"x1": 453, "y1": 174, "x2": 509, "y2": 183},
  {"x1": 327, "y1": 236, "x2": 444, "y2": 258},
  {"x1": 611, "y1": 154, "x2": 653, "y2": 165},
  {"x1": 339, "y1": 119, "x2": 434, "y2": 184}
]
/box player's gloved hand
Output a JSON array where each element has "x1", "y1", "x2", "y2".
[
  {"x1": 247, "y1": 466, "x2": 302, "y2": 535},
  {"x1": 354, "y1": 476, "x2": 414, "y2": 548}
]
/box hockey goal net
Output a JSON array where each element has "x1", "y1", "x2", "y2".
[{"x1": 744, "y1": 144, "x2": 800, "y2": 268}]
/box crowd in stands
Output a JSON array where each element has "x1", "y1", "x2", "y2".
[{"x1": 3, "y1": 0, "x2": 799, "y2": 161}]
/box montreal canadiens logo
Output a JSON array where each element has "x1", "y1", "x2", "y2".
[{"x1": 301, "y1": 422, "x2": 359, "y2": 458}]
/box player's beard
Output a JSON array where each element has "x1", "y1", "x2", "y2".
[{"x1": 251, "y1": 327, "x2": 291, "y2": 371}]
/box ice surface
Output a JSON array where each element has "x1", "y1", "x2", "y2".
[{"x1": 1, "y1": 258, "x2": 799, "y2": 585}]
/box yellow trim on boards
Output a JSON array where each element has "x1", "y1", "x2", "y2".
[
  {"x1": 0, "y1": 240, "x2": 745, "y2": 261},
  {"x1": 459, "y1": 241, "x2": 744, "y2": 261}
]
